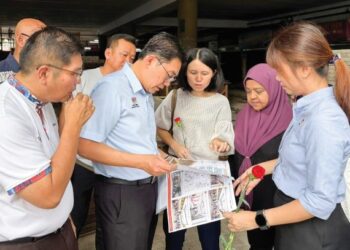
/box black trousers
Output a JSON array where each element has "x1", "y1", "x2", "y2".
[
  {"x1": 94, "y1": 176, "x2": 158, "y2": 250},
  {"x1": 70, "y1": 164, "x2": 95, "y2": 237},
  {"x1": 162, "y1": 210, "x2": 220, "y2": 250},
  {"x1": 247, "y1": 175, "x2": 276, "y2": 250},
  {"x1": 274, "y1": 189, "x2": 350, "y2": 250},
  {"x1": 0, "y1": 220, "x2": 77, "y2": 250}
]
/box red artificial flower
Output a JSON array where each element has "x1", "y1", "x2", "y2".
[
  {"x1": 174, "y1": 117, "x2": 181, "y2": 123},
  {"x1": 174, "y1": 117, "x2": 183, "y2": 128},
  {"x1": 252, "y1": 165, "x2": 265, "y2": 179},
  {"x1": 174, "y1": 117, "x2": 186, "y2": 145}
]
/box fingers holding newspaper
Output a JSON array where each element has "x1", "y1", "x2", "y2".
[{"x1": 143, "y1": 154, "x2": 176, "y2": 176}]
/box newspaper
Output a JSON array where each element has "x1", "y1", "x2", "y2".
[{"x1": 164, "y1": 159, "x2": 236, "y2": 233}]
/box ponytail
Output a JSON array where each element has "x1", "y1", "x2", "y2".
[
  {"x1": 334, "y1": 59, "x2": 350, "y2": 121},
  {"x1": 265, "y1": 21, "x2": 350, "y2": 121}
]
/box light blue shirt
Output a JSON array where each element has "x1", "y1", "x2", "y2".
[
  {"x1": 80, "y1": 63, "x2": 158, "y2": 180},
  {"x1": 273, "y1": 87, "x2": 350, "y2": 220}
]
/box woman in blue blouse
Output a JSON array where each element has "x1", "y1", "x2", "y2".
[{"x1": 224, "y1": 22, "x2": 350, "y2": 250}]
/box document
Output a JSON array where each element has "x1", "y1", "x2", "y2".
[{"x1": 160, "y1": 159, "x2": 236, "y2": 233}]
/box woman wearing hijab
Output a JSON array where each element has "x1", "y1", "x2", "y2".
[{"x1": 228, "y1": 63, "x2": 292, "y2": 250}]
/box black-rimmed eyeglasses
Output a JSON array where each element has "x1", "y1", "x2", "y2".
[{"x1": 156, "y1": 58, "x2": 177, "y2": 84}]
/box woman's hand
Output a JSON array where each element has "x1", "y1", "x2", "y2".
[
  {"x1": 223, "y1": 211, "x2": 258, "y2": 232},
  {"x1": 233, "y1": 166, "x2": 262, "y2": 196},
  {"x1": 171, "y1": 142, "x2": 191, "y2": 159},
  {"x1": 210, "y1": 138, "x2": 231, "y2": 153}
]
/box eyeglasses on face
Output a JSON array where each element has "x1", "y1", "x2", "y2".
[
  {"x1": 156, "y1": 57, "x2": 177, "y2": 84},
  {"x1": 21, "y1": 33, "x2": 30, "y2": 38},
  {"x1": 40, "y1": 64, "x2": 83, "y2": 79}
]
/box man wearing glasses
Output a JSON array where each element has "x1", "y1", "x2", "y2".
[
  {"x1": 78, "y1": 32, "x2": 184, "y2": 250},
  {"x1": 0, "y1": 27, "x2": 94, "y2": 250},
  {"x1": 0, "y1": 18, "x2": 46, "y2": 82},
  {"x1": 70, "y1": 33, "x2": 137, "y2": 239}
]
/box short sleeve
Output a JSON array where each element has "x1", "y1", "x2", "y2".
[
  {"x1": 155, "y1": 89, "x2": 175, "y2": 131},
  {"x1": 80, "y1": 80, "x2": 121, "y2": 143},
  {"x1": 211, "y1": 98, "x2": 235, "y2": 154},
  {"x1": 0, "y1": 117, "x2": 51, "y2": 193}
]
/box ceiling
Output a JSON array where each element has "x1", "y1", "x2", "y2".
[{"x1": 1, "y1": 0, "x2": 350, "y2": 45}]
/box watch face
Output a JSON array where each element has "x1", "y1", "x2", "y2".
[
  {"x1": 255, "y1": 210, "x2": 269, "y2": 230},
  {"x1": 255, "y1": 212, "x2": 267, "y2": 226}
]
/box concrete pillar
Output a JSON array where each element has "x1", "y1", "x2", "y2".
[{"x1": 178, "y1": 0, "x2": 197, "y2": 50}]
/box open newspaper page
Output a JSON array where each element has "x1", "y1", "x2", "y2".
[{"x1": 166, "y1": 160, "x2": 236, "y2": 233}]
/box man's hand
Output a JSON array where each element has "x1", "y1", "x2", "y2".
[
  {"x1": 143, "y1": 154, "x2": 176, "y2": 176},
  {"x1": 62, "y1": 93, "x2": 95, "y2": 130}
]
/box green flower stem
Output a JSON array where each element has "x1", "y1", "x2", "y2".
[
  {"x1": 222, "y1": 174, "x2": 253, "y2": 250},
  {"x1": 236, "y1": 180, "x2": 250, "y2": 211},
  {"x1": 224, "y1": 232, "x2": 235, "y2": 250}
]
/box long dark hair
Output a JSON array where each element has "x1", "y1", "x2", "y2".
[{"x1": 179, "y1": 48, "x2": 224, "y2": 92}]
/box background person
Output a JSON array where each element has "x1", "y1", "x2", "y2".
[
  {"x1": 78, "y1": 32, "x2": 184, "y2": 250},
  {"x1": 228, "y1": 63, "x2": 292, "y2": 250},
  {"x1": 0, "y1": 26, "x2": 94, "y2": 250},
  {"x1": 156, "y1": 47, "x2": 234, "y2": 250},
  {"x1": 0, "y1": 18, "x2": 46, "y2": 75},
  {"x1": 224, "y1": 22, "x2": 350, "y2": 250}
]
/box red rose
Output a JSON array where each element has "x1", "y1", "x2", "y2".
[
  {"x1": 174, "y1": 117, "x2": 181, "y2": 123},
  {"x1": 252, "y1": 165, "x2": 265, "y2": 179}
]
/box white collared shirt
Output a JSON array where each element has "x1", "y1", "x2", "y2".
[{"x1": 0, "y1": 81, "x2": 73, "y2": 241}]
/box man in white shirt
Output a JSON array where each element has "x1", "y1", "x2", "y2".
[
  {"x1": 71, "y1": 34, "x2": 136, "y2": 239},
  {"x1": 0, "y1": 27, "x2": 94, "y2": 250}
]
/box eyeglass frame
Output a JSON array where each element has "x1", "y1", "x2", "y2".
[
  {"x1": 21, "y1": 33, "x2": 30, "y2": 38},
  {"x1": 38, "y1": 64, "x2": 83, "y2": 79},
  {"x1": 156, "y1": 57, "x2": 177, "y2": 84}
]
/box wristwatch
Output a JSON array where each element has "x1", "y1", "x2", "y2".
[{"x1": 255, "y1": 210, "x2": 270, "y2": 230}]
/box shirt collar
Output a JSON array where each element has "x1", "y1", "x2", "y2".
[
  {"x1": 294, "y1": 87, "x2": 333, "y2": 113},
  {"x1": 7, "y1": 75, "x2": 46, "y2": 106},
  {"x1": 122, "y1": 63, "x2": 146, "y2": 95}
]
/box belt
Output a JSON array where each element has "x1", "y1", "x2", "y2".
[
  {"x1": 96, "y1": 175, "x2": 157, "y2": 186},
  {"x1": 0, "y1": 219, "x2": 68, "y2": 245}
]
